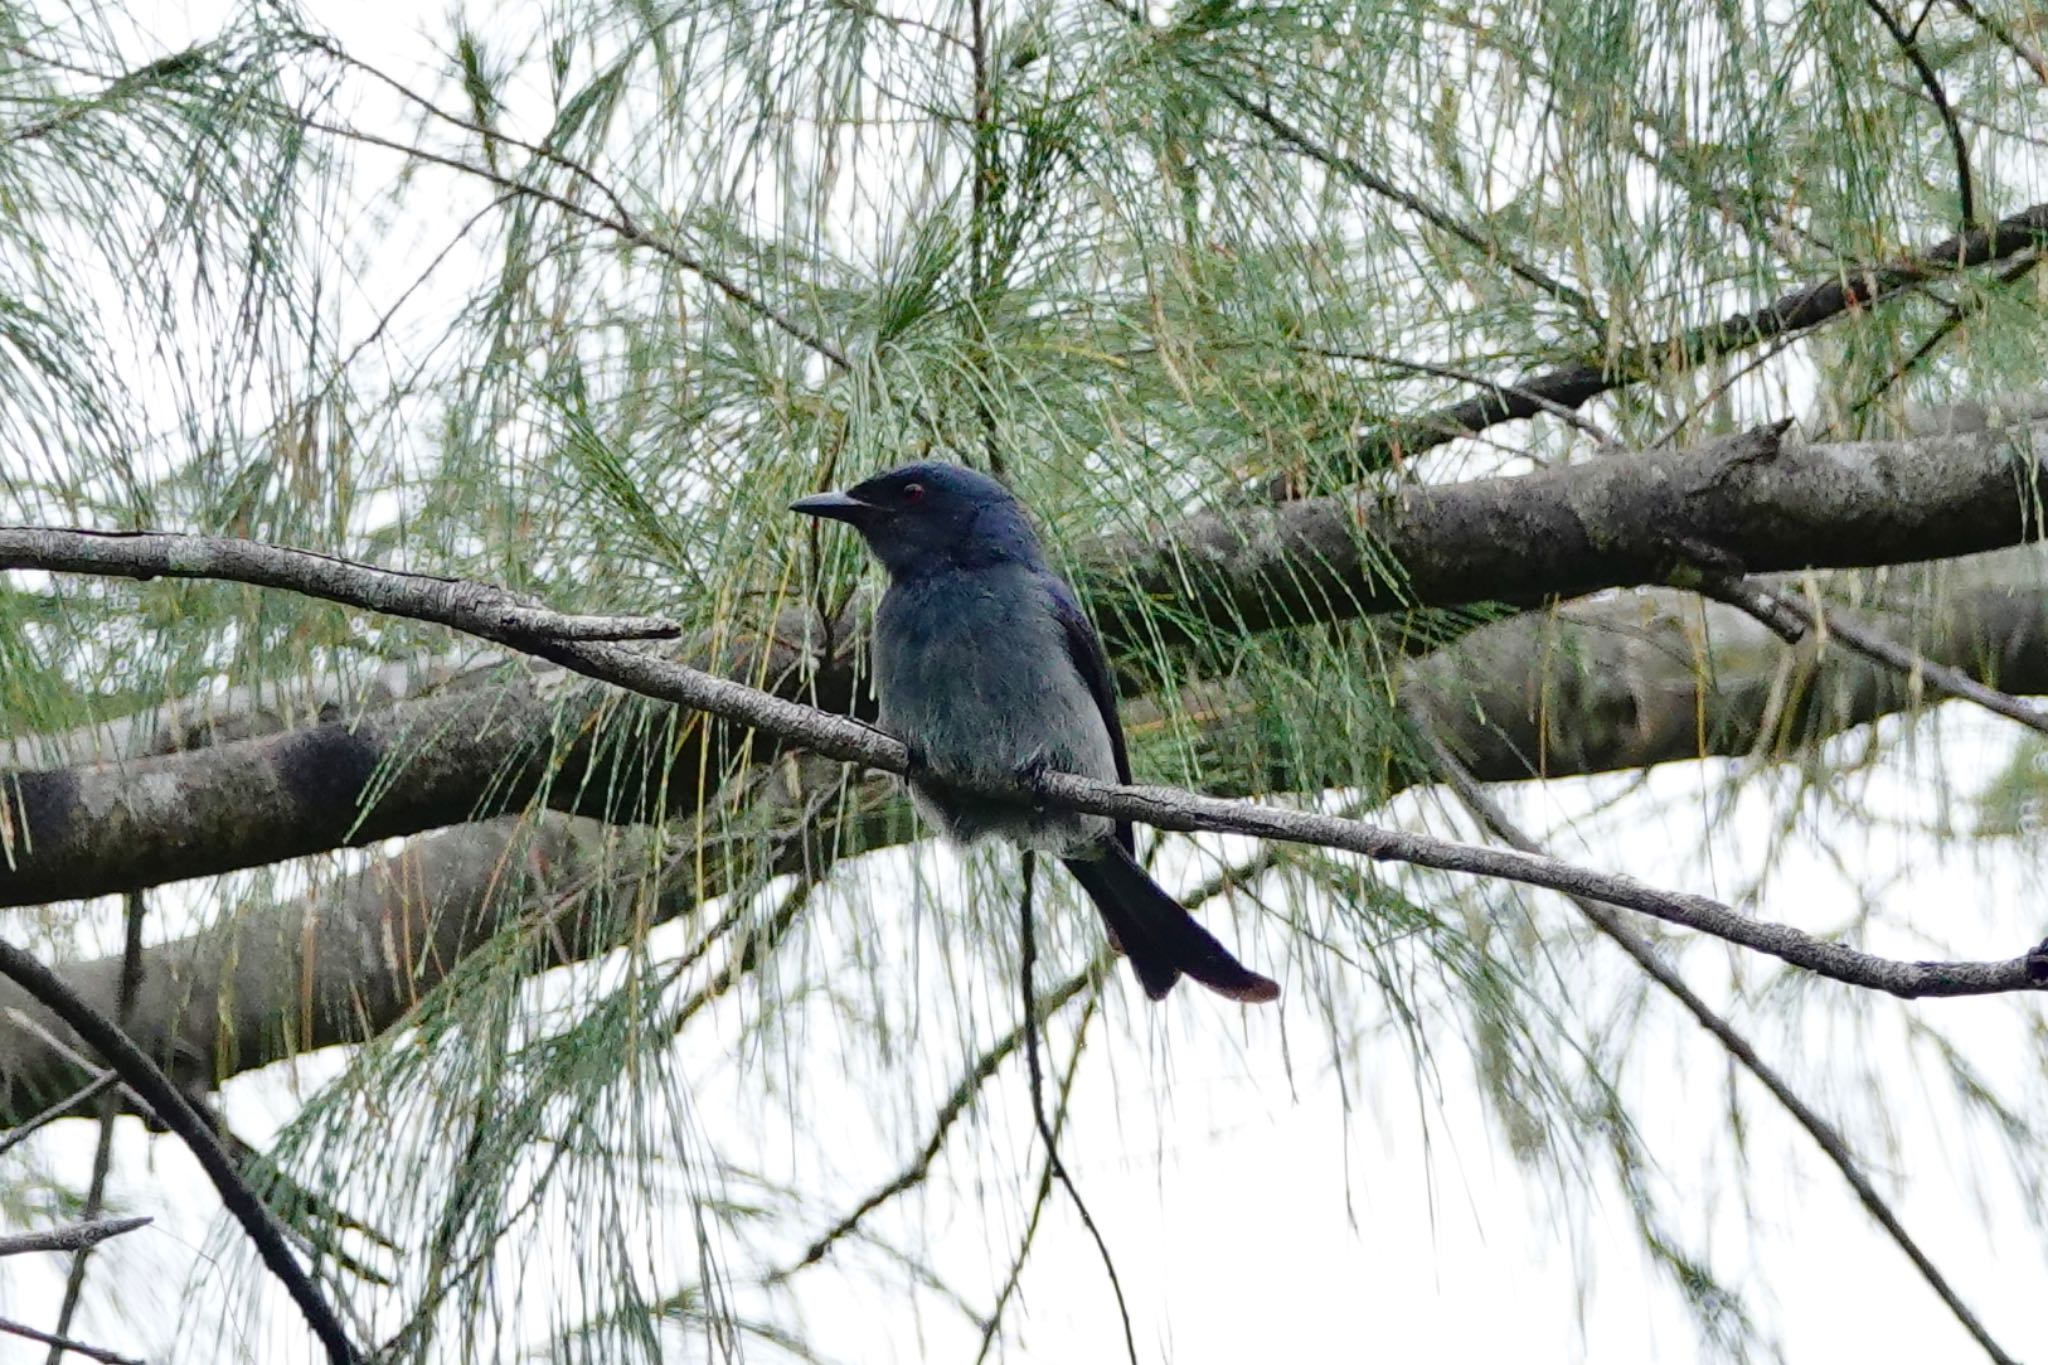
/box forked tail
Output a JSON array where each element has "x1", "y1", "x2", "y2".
[{"x1": 1064, "y1": 843, "x2": 1280, "y2": 1004}]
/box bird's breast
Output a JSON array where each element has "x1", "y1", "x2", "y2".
[{"x1": 873, "y1": 568, "x2": 1118, "y2": 849}]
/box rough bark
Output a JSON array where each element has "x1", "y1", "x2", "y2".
[
  {"x1": 5, "y1": 580, "x2": 2046, "y2": 1119},
  {"x1": 1095, "y1": 421, "x2": 2048, "y2": 645},
  {"x1": 1412, "y1": 580, "x2": 2048, "y2": 782},
  {"x1": 5, "y1": 415, "x2": 2045, "y2": 908}
]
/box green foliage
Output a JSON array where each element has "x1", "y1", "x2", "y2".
[{"x1": 2, "y1": 0, "x2": 2045, "y2": 1359}]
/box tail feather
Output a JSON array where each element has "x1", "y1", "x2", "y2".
[{"x1": 1064, "y1": 845, "x2": 1280, "y2": 1004}]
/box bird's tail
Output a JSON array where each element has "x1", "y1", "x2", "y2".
[{"x1": 1064, "y1": 843, "x2": 1280, "y2": 1004}]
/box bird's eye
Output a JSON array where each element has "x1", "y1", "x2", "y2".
[{"x1": 901, "y1": 482, "x2": 926, "y2": 503}]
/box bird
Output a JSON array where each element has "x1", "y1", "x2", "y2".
[{"x1": 791, "y1": 461, "x2": 1279, "y2": 1004}]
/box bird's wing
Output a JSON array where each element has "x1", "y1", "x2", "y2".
[{"x1": 1042, "y1": 572, "x2": 1136, "y2": 854}]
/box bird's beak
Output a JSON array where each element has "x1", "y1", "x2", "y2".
[{"x1": 789, "y1": 490, "x2": 874, "y2": 525}]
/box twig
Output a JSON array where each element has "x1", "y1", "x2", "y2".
[
  {"x1": 0, "y1": 1317, "x2": 142, "y2": 1365},
  {"x1": 1227, "y1": 91, "x2": 1599, "y2": 325},
  {"x1": 0, "y1": 1069, "x2": 118, "y2": 1158},
  {"x1": 973, "y1": 949, "x2": 1105, "y2": 1365},
  {"x1": 0, "y1": 939, "x2": 362, "y2": 1364},
  {"x1": 1942, "y1": 0, "x2": 2048, "y2": 85},
  {"x1": 291, "y1": 33, "x2": 644, "y2": 237},
  {"x1": 1015, "y1": 852, "x2": 1137, "y2": 1365},
  {"x1": 768, "y1": 957, "x2": 1108, "y2": 1283},
  {"x1": 1848, "y1": 252, "x2": 2040, "y2": 418},
  {"x1": 47, "y1": 890, "x2": 146, "y2": 1362},
  {"x1": 275, "y1": 107, "x2": 853, "y2": 372},
  {"x1": 5, "y1": 527, "x2": 2044, "y2": 999},
  {"x1": 1337, "y1": 200, "x2": 2048, "y2": 473},
  {"x1": 1692, "y1": 572, "x2": 2048, "y2": 739},
  {"x1": 1413, "y1": 721, "x2": 2022, "y2": 1365},
  {"x1": 772, "y1": 841, "x2": 1265, "y2": 1283},
  {"x1": 1094, "y1": 0, "x2": 1599, "y2": 327},
  {"x1": 0, "y1": 1010, "x2": 158, "y2": 1121},
  {"x1": 973, "y1": 1122, "x2": 1058, "y2": 1364},
  {"x1": 1306, "y1": 346, "x2": 1621, "y2": 448},
  {"x1": 1860, "y1": 0, "x2": 1974, "y2": 225},
  {"x1": 0, "y1": 1217, "x2": 150, "y2": 1256}
]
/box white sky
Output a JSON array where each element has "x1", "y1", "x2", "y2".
[
  {"x1": 1, "y1": 0, "x2": 2045, "y2": 1361},
  {"x1": 6, "y1": 710, "x2": 2044, "y2": 1362}
]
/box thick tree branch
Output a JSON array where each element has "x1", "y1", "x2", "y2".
[
  {"x1": 1093, "y1": 419, "x2": 2048, "y2": 642},
  {"x1": 5, "y1": 532, "x2": 2044, "y2": 1012},
  {"x1": 6, "y1": 413, "x2": 2046, "y2": 905},
  {"x1": 6, "y1": 580, "x2": 2047, "y2": 1117},
  {"x1": 1414, "y1": 578, "x2": 2048, "y2": 782},
  {"x1": 1692, "y1": 572, "x2": 2048, "y2": 737}
]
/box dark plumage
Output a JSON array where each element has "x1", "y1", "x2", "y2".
[{"x1": 792, "y1": 461, "x2": 1279, "y2": 1004}]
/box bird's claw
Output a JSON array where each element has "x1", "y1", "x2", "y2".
[{"x1": 1016, "y1": 755, "x2": 1055, "y2": 812}]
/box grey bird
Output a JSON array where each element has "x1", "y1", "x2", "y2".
[{"x1": 792, "y1": 461, "x2": 1279, "y2": 1004}]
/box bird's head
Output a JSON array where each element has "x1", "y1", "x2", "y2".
[{"x1": 790, "y1": 461, "x2": 1044, "y2": 578}]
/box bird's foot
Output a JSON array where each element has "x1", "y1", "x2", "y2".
[{"x1": 1015, "y1": 754, "x2": 1055, "y2": 813}]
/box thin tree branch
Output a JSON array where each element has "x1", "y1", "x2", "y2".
[
  {"x1": 1849, "y1": 252, "x2": 2041, "y2": 418},
  {"x1": 0, "y1": 1317, "x2": 141, "y2": 1365},
  {"x1": 47, "y1": 889, "x2": 145, "y2": 1363},
  {"x1": 1412, "y1": 721, "x2": 2022, "y2": 1365},
  {"x1": 1016, "y1": 852, "x2": 1135, "y2": 1365},
  {"x1": 1860, "y1": 0, "x2": 1974, "y2": 225},
  {"x1": 767, "y1": 957, "x2": 1108, "y2": 1284},
  {"x1": 1224, "y1": 91, "x2": 1600, "y2": 325},
  {"x1": 276, "y1": 107, "x2": 853, "y2": 371},
  {"x1": 1942, "y1": 0, "x2": 2048, "y2": 85},
  {"x1": 1037, "y1": 769, "x2": 2048, "y2": 997},
  {"x1": 8, "y1": 574, "x2": 2047, "y2": 1116},
  {"x1": 5, "y1": 528, "x2": 2045, "y2": 999},
  {"x1": 10, "y1": 414, "x2": 2048, "y2": 908},
  {"x1": 1305, "y1": 346, "x2": 1621, "y2": 447},
  {"x1": 1691, "y1": 572, "x2": 2048, "y2": 738},
  {"x1": 0, "y1": 1217, "x2": 150, "y2": 1256},
  {"x1": 0, "y1": 1068, "x2": 117, "y2": 1156},
  {"x1": 0, "y1": 939, "x2": 361, "y2": 1364},
  {"x1": 1335, "y1": 201, "x2": 2048, "y2": 477}
]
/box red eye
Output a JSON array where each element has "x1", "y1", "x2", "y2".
[{"x1": 902, "y1": 482, "x2": 926, "y2": 503}]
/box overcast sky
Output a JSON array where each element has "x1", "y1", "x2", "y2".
[{"x1": 2, "y1": 0, "x2": 2045, "y2": 1360}]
